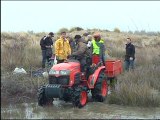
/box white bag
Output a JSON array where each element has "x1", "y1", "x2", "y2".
[
  {"x1": 87, "y1": 41, "x2": 92, "y2": 48},
  {"x1": 13, "y1": 67, "x2": 27, "y2": 74},
  {"x1": 42, "y1": 72, "x2": 48, "y2": 78}
]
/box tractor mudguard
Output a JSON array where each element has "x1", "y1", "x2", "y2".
[{"x1": 88, "y1": 66, "x2": 105, "y2": 88}]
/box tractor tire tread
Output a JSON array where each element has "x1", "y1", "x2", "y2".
[{"x1": 91, "y1": 71, "x2": 107, "y2": 102}]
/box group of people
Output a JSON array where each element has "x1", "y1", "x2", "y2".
[{"x1": 40, "y1": 31, "x2": 135, "y2": 72}]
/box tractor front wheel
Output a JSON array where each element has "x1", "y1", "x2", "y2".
[
  {"x1": 38, "y1": 86, "x2": 53, "y2": 106},
  {"x1": 72, "y1": 87, "x2": 88, "y2": 108}
]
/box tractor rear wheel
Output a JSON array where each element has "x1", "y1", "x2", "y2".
[
  {"x1": 38, "y1": 86, "x2": 53, "y2": 106},
  {"x1": 72, "y1": 87, "x2": 88, "y2": 108},
  {"x1": 91, "y1": 71, "x2": 108, "y2": 102}
]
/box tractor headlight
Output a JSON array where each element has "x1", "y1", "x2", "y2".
[
  {"x1": 49, "y1": 69, "x2": 59, "y2": 75},
  {"x1": 59, "y1": 70, "x2": 70, "y2": 75},
  {"x1": 49, "y1": 70, "x2": 70, "y2": 75}
]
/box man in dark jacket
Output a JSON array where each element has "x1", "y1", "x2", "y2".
[
  {"x1": 68, "y1": 35, "x2": 88, "y2": 73},
  {"x1": 40, "y1": 32, "x2": 54, "y2": 68},
  {"x1": 124, "y1": 37, "x2": 135, "y2": 71}
]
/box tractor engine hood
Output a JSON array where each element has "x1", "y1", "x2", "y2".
[
  {"x1": 49, "y1": 62, "x2": 80, "y2": 76},
  {"x1": 51, "y1": 62, "x2": 80, "y2": 71}
]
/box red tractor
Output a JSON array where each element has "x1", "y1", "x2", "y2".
[{"x1": 38, "y1": 56, "x2": 122, "y2": 108}]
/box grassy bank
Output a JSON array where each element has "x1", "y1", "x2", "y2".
[
  {"x1": 108, "y1": 65, "x2": 160, "y2": 107},
  {"x1": 1, "y1": 73, "x2": 47, "y2": 105}
]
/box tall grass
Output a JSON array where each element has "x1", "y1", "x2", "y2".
[
  {"x1": 1, "y1": 32, "x2": 42, "y2": 71},
  {"x1": 1, "y1": 73, "x2": 47, "y2": 105},
  {"x1": 108, "y1": 47, "x2": 160, "y2": 107},
  {"x1": 109, "y1": 64, "x2": 160, "y2": 106}
]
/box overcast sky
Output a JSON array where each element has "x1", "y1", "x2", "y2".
[{"x1": 1, "y1": 1, "x2": 160, "y2": 32}]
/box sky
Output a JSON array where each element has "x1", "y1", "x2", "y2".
[{"x1": 1, "y1": 1, "x2": 160, "y2": 33}]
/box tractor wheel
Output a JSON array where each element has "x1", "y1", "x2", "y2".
[
  {"x1": 91, "y1": 71, "x2": 108, "y2": 102},
  {"x1": 72, "y1": 87, "x2": 88, "y2": 108},
  {"x1": 38, "y1": 86, "x2": 53, "y2": 106}
]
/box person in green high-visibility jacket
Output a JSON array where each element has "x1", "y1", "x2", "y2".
[{"x1": 91, "y1": 32, "x2": 105, "y2": 66}]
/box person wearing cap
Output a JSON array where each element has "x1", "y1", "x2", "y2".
[
  {"x1": 86, "y1": 34, "x2": 93, "y2": 72},
  {"x1": 91, "y1": 32, "x2": 105, "y2": 66},
  {"x1": 55, "y1": 31, "x2": 71, "y2": 63},
  {"x1": 68, "y1": 35, "x2": 88, "y2": 73},
  {"x1": 40, "y1": 32, "x2": 54, "y2": 68},
  {"x1": 124, "y1": 37, "x2": 135, "y2": 71}
]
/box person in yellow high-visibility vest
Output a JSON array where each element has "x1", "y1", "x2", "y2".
[{"x1": 91, "y1": 32, "x2": 105, "y2": 66}]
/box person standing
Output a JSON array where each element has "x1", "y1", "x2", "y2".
[
  {"x1": 91, "y1": 32, "x2": 105, "y2": 66},
  {"x1": 124, "y1": 37, "x2": 135, "y2": 71},
  {"x1": 40, "y1": 32, "x2": 54, "y2": 68},
  {"x1": 66, "y1": 34, "x2": 76, "y2": 53},
  {"x1": 87, "y1": 35, "x2": 92, "y2": 49},
  {"x1": 55, "y1": 31, "x2": 71, "y2": 63},
  {"x1": 86, "y1": 35, "x2": 92, "y2": 71}
]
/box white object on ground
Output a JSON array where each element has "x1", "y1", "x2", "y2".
[
  {"x1": 42, "y1": 72, "x2": 48, "y2": 78},
  {"x1": 13, "y1": 67, "x2": 27, "y2": 74}
]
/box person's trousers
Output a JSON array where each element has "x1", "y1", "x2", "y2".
[
  {"x1": 124, "y1": 60, "x2": 135, "y2": 71},
  {"x1": 42, "y1": 50, "x2": 51, "y2": 68},
  {"x1": 78, "y1": 58, "x2": 86, "y2": 73},
  {"x1": 92, "y1": 54, "x2": 105, "y2": 66}
]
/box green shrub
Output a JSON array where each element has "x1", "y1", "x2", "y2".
[
  {"x1": 57, "y1": 28, "x2": 69, "y2": 34},
  {"x1": 69, "y1": 27, "x2": 84, "y2": 32},
  {"x1": 114, "y1": 27, "x2": 121, "y2": 33}
]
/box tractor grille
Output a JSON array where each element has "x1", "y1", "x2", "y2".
[{"x1": 49, "y1": 76, "x2": 69, "y2": 85}]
